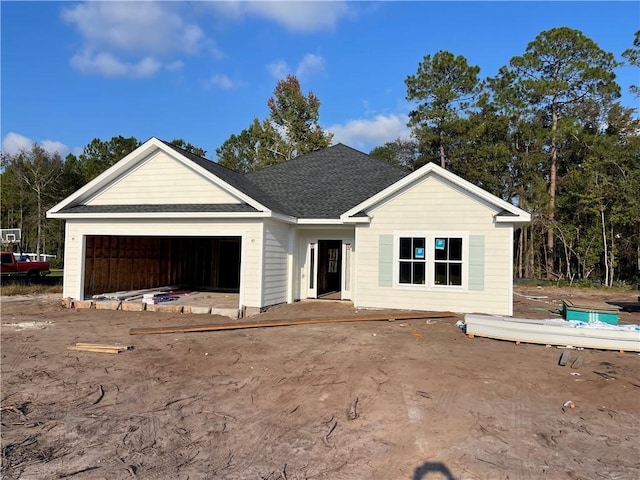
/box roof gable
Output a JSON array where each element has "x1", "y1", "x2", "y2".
[
  {"x1": 84, "y1": 148, "x2": 241, "y2": 206},
  {"x1": 48, "y1": 138, "x2": 282, "y2": 218},
  {"x1": 245, "y1": 143, "x2": 409, "y2": 218},
  {"x1": 341, "y1": 162, "x2": 531, "y2": 224}
]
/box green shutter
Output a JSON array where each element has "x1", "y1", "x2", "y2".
[
  {"x1": 378, "y1": 235, "x2": 393, "y2": 287},
  {"x1": 469, "y1": 235, "x2": 485, "y2": 291}
]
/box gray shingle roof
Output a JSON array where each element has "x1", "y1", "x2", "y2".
[
  {"x1": 244, "y1": 144, "x2": 410, "y2": 218},
  {"x1": 62, "y1": 141, "x2": 410, "y2": 220}
]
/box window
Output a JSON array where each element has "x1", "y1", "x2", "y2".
[
  {"x1": 399, "y1": 237, "x2": 426, "y2": 285},
  {"x1": 434, "y1": 237, "x2": 463, "y2": 286},
  {"x1": 394, "y1": 233, "x2": 466, "y2": 288}
]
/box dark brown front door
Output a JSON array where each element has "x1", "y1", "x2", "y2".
[{"x1": 317, "y1": 240, "x2": 341, "y2": 296}]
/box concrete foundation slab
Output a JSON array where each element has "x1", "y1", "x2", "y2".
[
  {"x1": 94, "y1": 301, "x2": 122, "y2": 310},
  {"x1": 121, "y1": 302, "x2": 146, "y2": 312},
  {"x1": 184, "y1": 305, "x2": 211, "y2": 314}
]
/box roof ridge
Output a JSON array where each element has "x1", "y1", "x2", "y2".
[
  {"x1": 159, "y1": 138, "x2": 246, "y2": 177},
  {"x1": 244, "y1": 143, "x2": 409, "y2": 177}
]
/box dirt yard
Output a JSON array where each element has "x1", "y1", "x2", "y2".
[{"x1": 2, "y1": 287, "x2": 639, "y2": 479}]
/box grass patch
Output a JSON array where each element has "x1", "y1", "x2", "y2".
[
  {"x1": 516, "y1": 278, "x2": 638, "y2": 292},
  {"x1": 1, "y1": 283, "x2": 63, "y2": 296}
]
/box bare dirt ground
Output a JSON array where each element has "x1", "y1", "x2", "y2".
[{"x1": 1, "y1": 287, "x2": 639, "y2": 480}]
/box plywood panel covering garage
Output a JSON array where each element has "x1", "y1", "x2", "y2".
[{"x1": 83, "y1": 236, "x2": 241, "y2": 297}]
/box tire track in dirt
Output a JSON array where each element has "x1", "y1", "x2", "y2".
[
  {"x1": 105, "y1": 359, "x2": 181, "y2": 478},
  {"x1": 512, "y1": 379, "x2": 529, "y2": 479},
  {"x1": 432, "y1": 385, "x2": 459, "y2": 415},
  {"x1": 1, "y1": 340, "x2": 33, "y2": 388},
  {"x1": 224, "y1": 368, "x2": 353, "y2": 476},
  {"x1": 507, "y1": 379, "x2": 535, "y2": 480}
]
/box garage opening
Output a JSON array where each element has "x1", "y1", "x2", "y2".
[{"x1": 83, "y1": 236, "x2": 241, "y2": 298}]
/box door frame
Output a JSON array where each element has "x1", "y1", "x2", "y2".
[{"x1": 306, "y1": 238, "x2": 351, "y2": 300}]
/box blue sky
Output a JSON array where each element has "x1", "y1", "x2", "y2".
[{"x1": 2, "y1": 1, "x2": 638, "y2": 160}]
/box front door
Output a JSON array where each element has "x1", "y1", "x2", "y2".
[{"x1": 317, "y1": 240, "x2": 342, "y2": 297}]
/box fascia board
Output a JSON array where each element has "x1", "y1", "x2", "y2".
[
  {"x1": 340, "y1": 216, "x2": 371, "y2": 224},
  {"x1": 495, "y1": 212, "x2": 532, "y2": 223},
  {"x1": 270, "y1": 212, "x2": 298, "y2": 224},
  {"x1": 47, "y1": 211, "x2": 274, "y2": 220},
  {"x1": 296, "y1": 218, "x2": 346, "y2": 225}
]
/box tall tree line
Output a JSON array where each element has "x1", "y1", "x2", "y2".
[
  {"x1": 0, "y1": 136, "x2": 141, "y2": 266},
  {"x1": 372, "y1": 27, "x2": 639, "y2": 285},
  {"x1": 1, "y1": 27, "x2": 637, "y2": 285},
  {"x1": 216, "y1": 74, "x2": 333, "y2": 172}
]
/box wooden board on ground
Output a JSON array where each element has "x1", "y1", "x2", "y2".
[
  {"x1": 129, "y1": 313, "x2": 455, "y2": 336},
  {"x1": 67, "y1": 343, "x2": 133, "y2": 353}
]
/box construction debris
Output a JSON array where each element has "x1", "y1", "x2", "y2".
[
  {"x1": 348, "y1": 397, "x2": 360, "y2": 420},
  {"x1": 92, "y1": 286, "x2": 181, "y2": 301},
  {"x1": 562, "y1": 299, "x2": 620, "y2": 325},
  {"x1": 129, "y1": 313, "x2": 455, "y2": 336},
  {"x1": 571, "y1": 356, "x2": 585, "y2": 369},
  {"x1": 463, "y1": 314, "x2": 640, "y2": 352},
  {"x1": 67, "y1": 343, "x2": 133, "y2": 354},
  {"x1": 142, "y1": 291, "x2": 189, "y2": 305}
]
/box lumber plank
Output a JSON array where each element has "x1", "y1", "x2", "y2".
[
  {"x1": 75, "y1": 343, "x2": 131, "y2": 350},
  {"x1": 67, "y1": 346, "x2": 121, "y2": 354},
  {"x1": 129, "y1": 313, "x2": 455, "y2": 336}
]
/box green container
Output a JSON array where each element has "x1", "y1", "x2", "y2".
[{"x1": 562, "y1": 300, "x2": 619, "y2": 325}]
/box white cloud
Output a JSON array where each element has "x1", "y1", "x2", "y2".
[
  {"x1": 219, "y1": 1, "x2": 351, "y2": 33},
  {"x1": 296, "y1": 54, "x2": 325, "y2": 78},
  {"x1": 2, "y1": 132, "x2": 70, "y2": 156},
  {"x1": 62, "y1": 2, "x2": 207, "y2": 55},
  {"x1": 2, "y1": 132, "x2": 32, "y2": 155},
  {"x1": 41, "y1": 140, "x2": 70, "y2": 156},
  {"x1": 70, "y1": 50, "x2": 162, "y2": 78},
  {"x1": 268, "y1": 54, "x2": 325, "y2": 79},
  {"x1": 62, "y1": 2, "x2": 220, "y2": 78},
  {"x1": 328, "y1": 114, "x2": 411, "y2": 151},
  {"x1": 165, "y1": 60, "x2": 185, "y2": 72},
  {"x1": 268, "y1": 60, "x2": 290, "y2": 79},
  {"x1": 207, "y1": 74, "x2": 239, "y2": 91}
]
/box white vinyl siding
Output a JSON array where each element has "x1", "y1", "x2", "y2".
[
  {"x1": 62, "y1": 219, "x2": 263, "y2": 308},
  {"x1": 86, "y1": 150, "x2": 241, "y2": 206},
  {"x1": 262, "y1": 219, "x2": 291, "y2": 306},
  {"x1": 354, "y1": 175, "x2": 513, "y2": 316}
]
